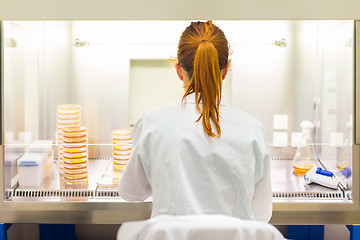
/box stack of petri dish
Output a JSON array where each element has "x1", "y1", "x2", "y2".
[
  {"x1": 57, "y1": 104, "x2": 81, "y2": 174},
  {"x1": 62, "y1": 126, "x2": 88, "y2": 187},
  {"x1": 112, "y1": 130, "x2": 132, "y2": 172}
]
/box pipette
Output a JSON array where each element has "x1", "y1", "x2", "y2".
[{"x1": 304, "y1": 167, "x2": 339, "y2": 189}]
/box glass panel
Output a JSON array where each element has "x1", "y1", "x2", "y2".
[
  {"x1": 319, "y1": 21, "x2": 354, "y2": 190},
  {"x1": 2, "y1": 20, "x2": 354, "y2": 202}
]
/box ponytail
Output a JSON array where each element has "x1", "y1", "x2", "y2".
[{"x1": 178, "y1": 21, "x2": 229, "y2": 138}]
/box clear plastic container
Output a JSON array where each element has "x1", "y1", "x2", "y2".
[{"x1": 17, "y1": 152, "x2": 47, "y2": 186}]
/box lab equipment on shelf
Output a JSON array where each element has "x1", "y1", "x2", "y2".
[
  {"x1": 56, "y1": 104, "x2": 81, "y2": 174},
  {"x1": 112, "y1": 130, "x2": 132, "y2": 172},
  {"x1": 304, "y1": 167, "x2": 340, "y2": 189},
  {"x1": 17, "y1": 141, "x2": 54, "y2": 187},
  {"x1": 62, "y1": 126, "x2": 89, "y2": 188}
]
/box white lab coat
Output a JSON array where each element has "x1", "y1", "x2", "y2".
[
  {"x1": 119, "y1": 93, "x2": 272, "y2": 222},
  {"x1": 117, "y1": 215, "x2": 285, "y2": 240}
]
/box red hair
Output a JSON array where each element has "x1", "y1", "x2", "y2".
[{"x1": 177, "y1": 21, "x2": 229, "y2": 138}]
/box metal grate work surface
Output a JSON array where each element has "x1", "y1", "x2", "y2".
[
  {"x1": 346, "y1": 191, "x2": 352, "y2": 200},
  {"x1": 272, "y1": 157, "x2": 293, "y2": 161},
  {"x1": 96, "y1": 191, "x2": 120, "y2": 198},
  {"x1": 273, "y1": 191, "x2": 345, "y2": 199},
  {"x1": 5, "y1": 189, "x2": 14, "y2": 199},
  {"x1": 14, "y1": 189, "x2": 95, "y2": 198},
  {"x1": 4, "y1": 157, "x2": 351, "y2": 201}
]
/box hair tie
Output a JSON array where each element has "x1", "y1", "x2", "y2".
[{"x1": 200, "y1": 39, "x2": 208, "y2": 43}]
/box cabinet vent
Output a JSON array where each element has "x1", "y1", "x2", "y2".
[
  {"x1": 5, "y1": 189, "x2": 14, "y2": 199},
  {"x1": 273, "y1": 192, "x2": 344, "y2": 199},
  {"x1": 272, "y1": 157, "x2": 293, "y2": 161},
  {"x1": 14, "y1": 189, "x2": 94, "y2": 198},
  {"x1": 96, "y1": 191, "x2": 120, "y2": 197}
]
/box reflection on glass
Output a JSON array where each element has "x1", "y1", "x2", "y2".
[{"x1": 2, "y1": 20, "x2": 355, "y2": 200}]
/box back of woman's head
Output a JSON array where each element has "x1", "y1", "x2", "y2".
[{"x1": 177, "y1": 21, "x2": 229, "y2": 138}]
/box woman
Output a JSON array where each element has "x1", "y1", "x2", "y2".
[{"x1": 119, "y1": 21, "x2": 272, "y2": 222}]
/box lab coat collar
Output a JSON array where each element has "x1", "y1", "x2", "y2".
[{"x1": 184, "y1": 93, "x2": 229, "y2": 106}]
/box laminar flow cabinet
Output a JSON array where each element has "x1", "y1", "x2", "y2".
[{"x1": 0, "y1": 20, "x2": 359, "y2": 225}]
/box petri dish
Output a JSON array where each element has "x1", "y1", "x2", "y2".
[
  {"x1": 113, "y1": 144, "x2": 132, "y2": 151},
  {"x1": 64, "y1": 177, "x2": 88, "y2": 185},
  {"x1": 64, "y1": 172, "x2": 88, "y2": 180},
  {"x1": 96, "y1": 175, "x2": 120, "y2": 189},
  {"x1": 57, "y1": 117, "x2": 81, "y2": 124},
  {"x1": 63, "y1": 161, "x2": 88, "y2": 169},
  {"x1": 63, "y1": 132, "x2": 87, "y2": 138},
  {"x1": 63, "y1": 166, "x2": 87, "y2": 174},
  {"x1": 113, "y1": 155, "x2": 130, "y2": 161},
  {"x1": 63, "y1": 155, "x2": 88, "y2": 164},
  {"x1": 63, "y1": 141, "x2": 88, "y2": 148},
  {"x1": 63, "y1": 136, "x2": 88, "y2": 143},
  {"x1": 113, "y1": 159, "x2": 128, "y2": 165},
  {"x1": 112, "y1": 140, "x2": 133, "y2": 145},
  {"x1": 57, "y1": 113, "x2": 81, "y2": 119},
  {"x1": 112, "y1": 130, "x2": 131, "y2": 140},
  {"x1": 57, "y1": 123, "x2": 81, "y2": 129},
  {"x1": 63, "y1": 126, "x2": 87, "y2": 133},
  {"x1": 112, "y1": 129, "x2": 131, "y2": 136},
  {"x1": 113, "y1": 149, "x2": 131, "y2": 156},
  {"x1": 63, "y1": 146, "x2": 87, "y2": 153},
  {"x1": 63, "y1": 150, "x2": 88, "y2": 158},
  {"x1": 57, "y1": 104, "x2": 81, "y2": 114},
  {"x1": 113, "y1": 163, "x2": 126, "y2": 172}
]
